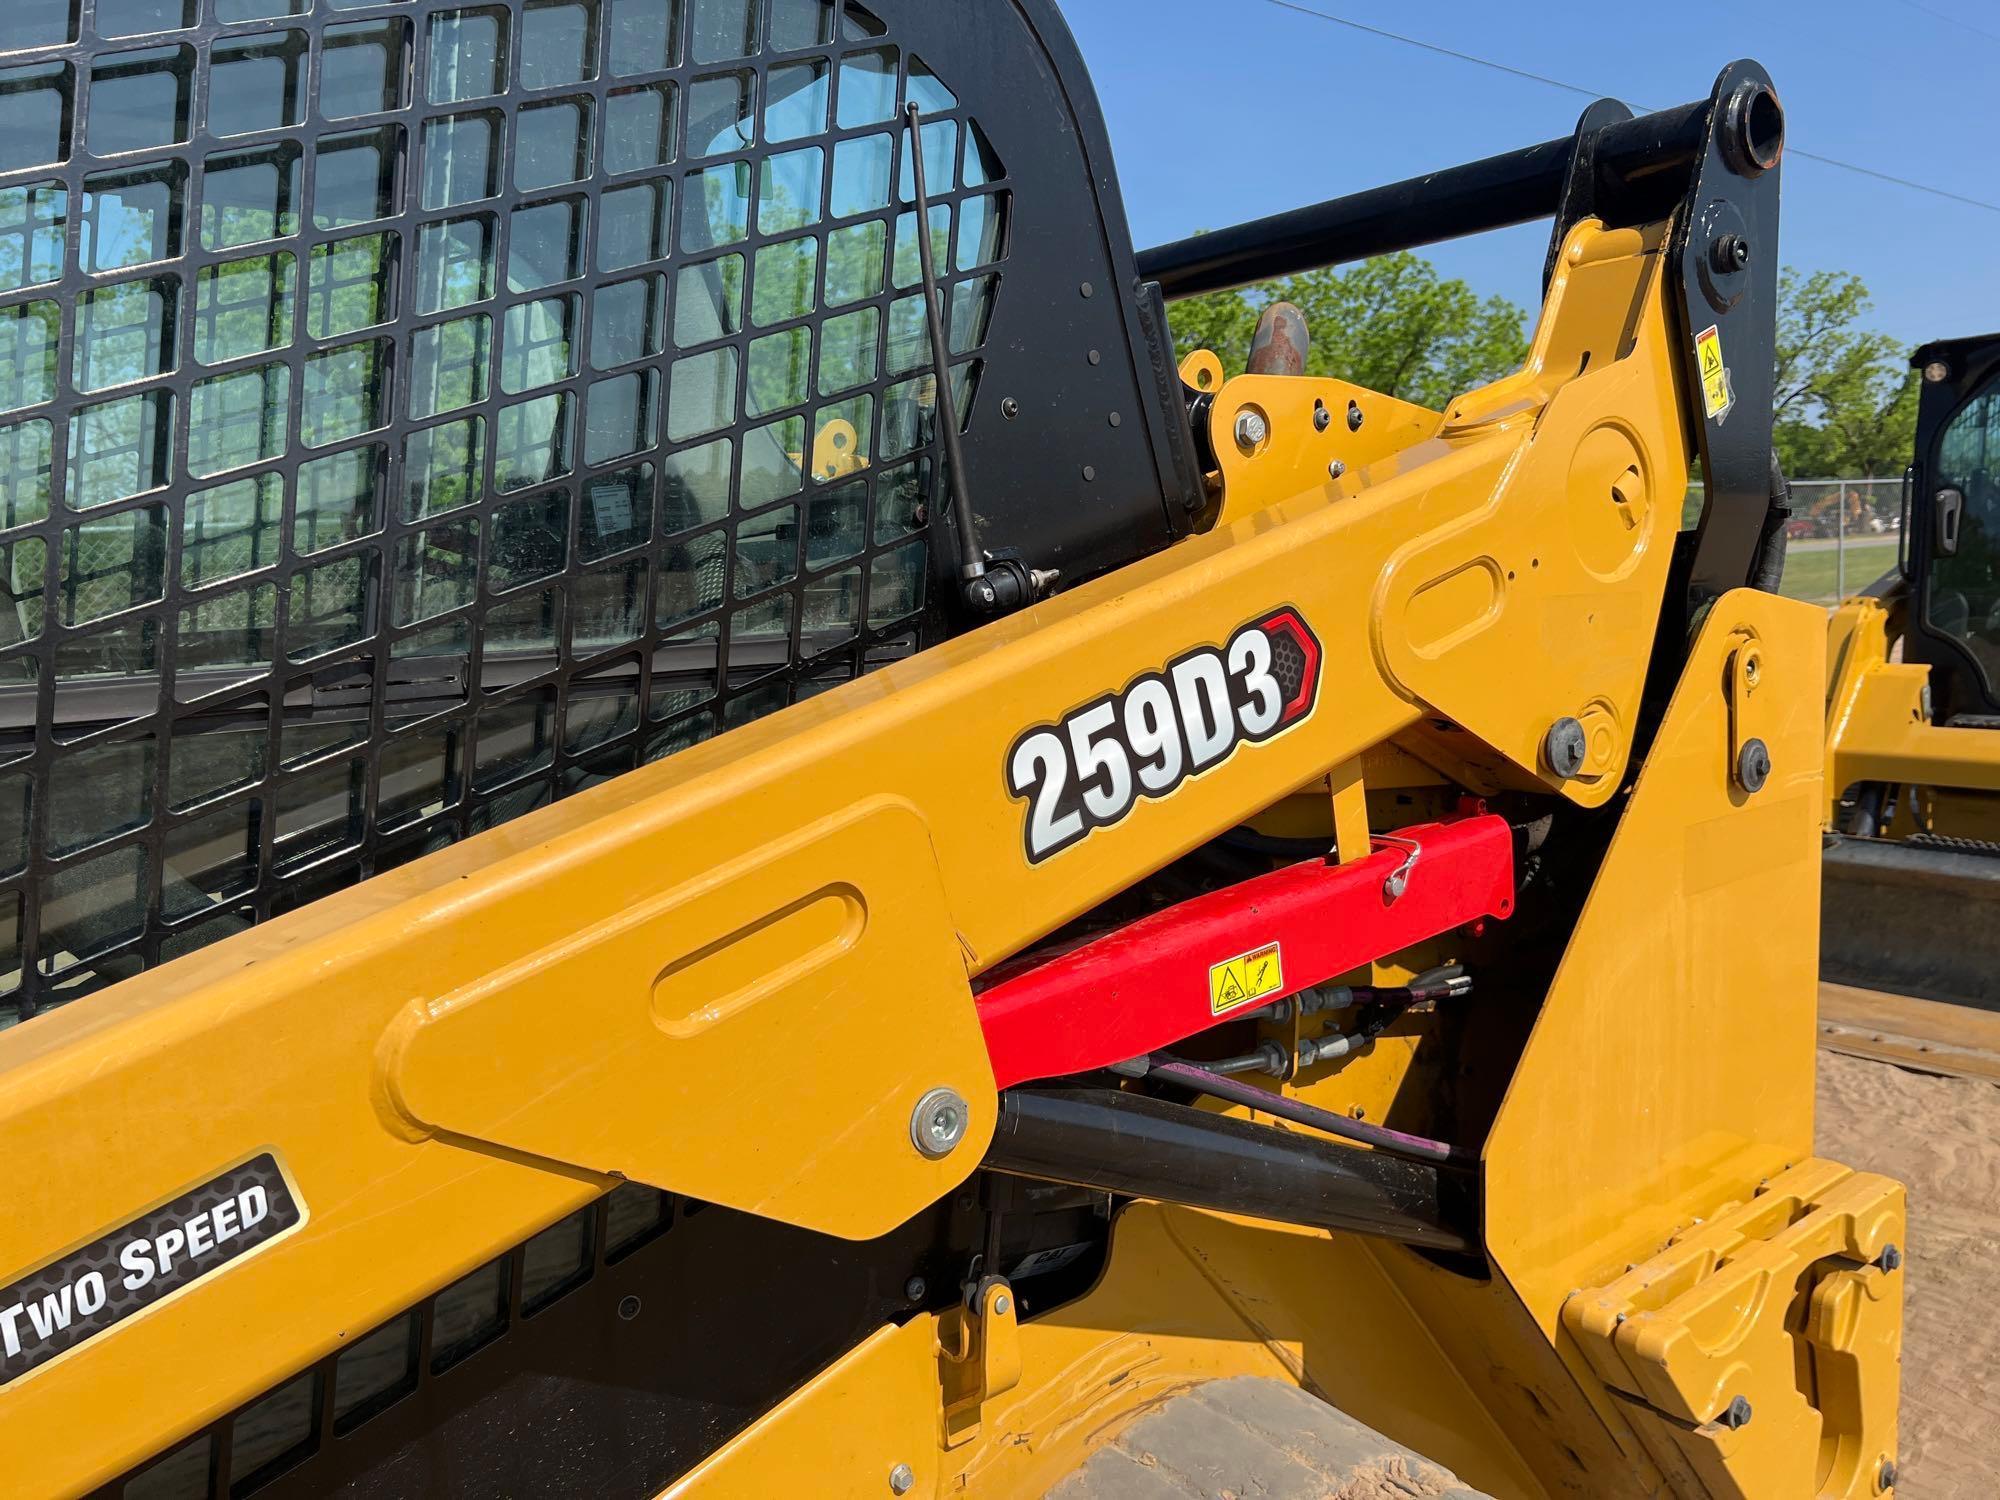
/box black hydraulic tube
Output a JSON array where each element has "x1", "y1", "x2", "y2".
[
  {"x1": 987, "y1": 1087, "x2": 1473, "y2": 1253},
  {"x1": 1136, "y1": 98, "x2": 1710, "y2": 299}
]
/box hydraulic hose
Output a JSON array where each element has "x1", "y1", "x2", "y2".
[
  {"x1": 1148, "y1": 1058, "x2": 1474, "y2": 1166},
  {"x1": 1751, "y1": 450, "x2": 1793, "y2": 594}
]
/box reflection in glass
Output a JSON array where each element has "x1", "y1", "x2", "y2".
[
  {"x1": 187, "y1": 362, "x2": 289, "y2": 477},
  {"x1": 501, "y1": 295, "x2": 577, "y2": 394},
  {"x1": 208, "y1": 30, "x2": 308, "y2": 138},
  {"x1": 88, "y1": 46, "x2": 195, "y2": 157},
  {"x1": 404, "y1": 416, "x2": 486, "y2": 518},
  {"x1": 308, "y1": 233, "x2": 397, "y2": 339},
  {"x1": 686, "y1": 71, "x2": 754, "y2": 157},
  {"x1": 408, "y1": 315, "x2": 491, "y2": 420},
  {"x1": 200, "y1": 144, "x2": 300, "y2": 250},
  {"x1": 515, "y1": 98, "x2": 592, "y2": 193},
  {"x1": 422, "y1": 112, "x2": 502, "y2": 211},
  {"x1": 301, "y1": 340, "x2": 388, "y2": 448},
  {"x1": 522, "y1": 0, "x2": 599, "y2": 90},
  {"x1": 592, "y1": 275, "x2": 665, "y2": 370},
  {"x1": 417, "y1": 215, "x2": 496, "y2": 313},
  {"x1": 828, "y1": 133, "x2": 891, "y2": 218},
  {"x1": 609, "y1": 0, "x2": 680, "y2": 75},
  {"x1": 0, "y1": 63, "x2": 70, "y2": 176},
  {"x1": 666, "y1": 347, "x2": 738, "y2": 443},
  {"x1": 509, "y1": 198, "x2": 582, "y2": 292},
  {"x1": 428, "y1": 8, "x2": 509, "y2": 104},
  {"x1": 0, "y1": 182, "x2": 67, "y2": 292},
  {"x1": 495, "y1": 393, "x2": 571, "y2": 492},
  {"x1": 296, "y1": 447, "x2": 382, "y2": 554},
  {"x1": 1, "y1": 300, "x2": 61, "y2": 412},
  {"x1": 195, "y1": 253, "x2": 296, "y2": 365},
  {"x1": 597, "y1": 180, "x2": 670, "y2": 272},
  {"x1": 322, "y1": 20, "x2": 406, "y2": 119},
  {"x1": 68, "y1": 391, "x2": 175, "y2": 510},
  {"x1": 606, "y1": 84, "x2": 677, "y2": 174}
]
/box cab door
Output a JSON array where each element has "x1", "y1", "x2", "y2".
[{"x1": 1909, "y1": 334, "x2": 2000, "y2": 720}]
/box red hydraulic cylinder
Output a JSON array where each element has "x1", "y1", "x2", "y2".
[{"x1": 976, "y1": 815, "x2": 1515, "y2": 1088}]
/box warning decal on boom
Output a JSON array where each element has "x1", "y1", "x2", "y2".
[
  {"x1": 0, "y1": 1155, "x2": 305, "y2": 1389},
  {"x1": 1210, "y1": 942, "x2": 1285, "y2": 1015}
]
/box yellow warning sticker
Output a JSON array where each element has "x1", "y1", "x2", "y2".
[
  {"x1": 1209, "y1": 942, "x2": 1284, "y2": 1016},
  {"x1": 1695, "y1": 323, "x2": 1734, "y2": 423}
]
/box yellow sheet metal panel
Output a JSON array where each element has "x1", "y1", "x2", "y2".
[
  {"x1": 1833, "y1": 666, "x2": 2000, "y2": 799},
  {"x1": 1485, "y1": 588, "x2": 1835, "y2": 1473},
  {"x1": 660, "y1": 1318, "x2": 950, "y2": 1500},
  {"x1": 386, "y1": 797, "x2": 995, "y2": 1233},
  {"x1": 1372, "y1": 221, "x2": 1686, "y2": 811},
  {"x1": 1208, "y1": 372, "x2": 1441, "y2": 527}
]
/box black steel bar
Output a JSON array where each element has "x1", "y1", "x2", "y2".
[
  {"x1": 1136, "y1": 98, "x2": 1711, "y2": 299},
  {"x1": 987, "y1": 1087, "x2": 1473, "y2": 1252}
]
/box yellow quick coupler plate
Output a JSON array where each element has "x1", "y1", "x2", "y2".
[{"x1": 1564, "y1": 1159, "x2": 1905, "y2": 1499}]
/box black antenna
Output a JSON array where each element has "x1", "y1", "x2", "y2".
[{"x1": 906, "y1": 101, "x2": 1047, "y2": 614}]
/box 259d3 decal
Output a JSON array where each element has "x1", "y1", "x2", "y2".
[{"x1": 1006, "y1": 607, "x2": 1322, "y2": 863}]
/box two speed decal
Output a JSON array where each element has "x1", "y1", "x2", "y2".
[
  {"x1": 1006, "y1": 607, "x2": 1322, "y2": 863},
  {"x1": 0, "y1": 1154, "x2": 305, "y2": 1389}
]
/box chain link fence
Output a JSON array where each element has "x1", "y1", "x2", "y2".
[{"x1": 1684, "y1": 477, "x2": 1905, "y2": 607}]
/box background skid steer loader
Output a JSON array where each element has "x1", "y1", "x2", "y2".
[
  {"x1": 1823, "y1": 332, "x2": 2000, "y2": 1006},
  {"x1": 0, "y1": 2, "x2": 1902, "y2": 1497}
]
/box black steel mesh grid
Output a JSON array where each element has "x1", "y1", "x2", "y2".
[{"x1": 0, "y1": 0, "x2": 1009, "y2": 1023}]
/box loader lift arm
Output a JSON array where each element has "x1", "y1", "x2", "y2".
[{"x1": 0, "y1": 11, "x2": 1902, "y2": 1498}]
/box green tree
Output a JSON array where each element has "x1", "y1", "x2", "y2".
[
  {"x1": 1772, "y1": 267, "x2": 1917, "y2": 478},
  {"x1": 1165, "y1": 251, "x2": 1529, "y2": 410}
]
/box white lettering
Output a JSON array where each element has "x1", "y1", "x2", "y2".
[
  {"x1": 239, "y1": 1185, "x2": 269, "y2": 1231},
  {"x1": 23, "y1": 1284, "x2": 73, "y2": 1342},
  {"x1": 186, "y1": 1210, "x2": 214, "y2": 1258},
  {"x1": 0, "y1": 1302, "x2": 23, "y2": 1359},
  {"x1": 74, "y1": 1272, "x2": 107, "y2": 1317},
  {"x1": 212, "y1": 1200, "x2": 239, "y2": 1242},
  {"x1": 1228, "y1": 626, "x2": 1283, "y2": 736},
  {"x1": 1170, "y1": 653, "x2": 1234, "y2": 770},
  {"x1": 152, "y1": 1227, "x2": 186, "y2": 1277},
  {"x1": 121, "y1": 1238, "x2": 157, "y2": 1292}
]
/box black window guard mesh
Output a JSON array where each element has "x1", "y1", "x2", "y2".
[{"x1": 0, "y1": 0, "x2": 1009, "y2": 1023}]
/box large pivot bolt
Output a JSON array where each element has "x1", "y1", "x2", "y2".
[
  {"x1": 1233, "y1": 408, "x2": 1270, "y2": 452},
  {"x1": 1736, "y1": 738, "x2": 1772, "y2": 793},
  {"x1": 910, "y1": 1087, "x2": 969, "y2": 1159},
  {"x1": 1709, "y1": 233, "x2": 1751, "y2": 273},
  {"x1": 1719, "y1": 1394, "x2": 1754, "y2": 1430},
  {"x1": 1544, "y1": 717, "x2": 1587, "y2": 780},
  {"x1": 1877, "y1": 1458, "x2": 1898, "y2": 1493}
]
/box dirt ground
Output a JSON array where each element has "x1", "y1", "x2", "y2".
[{"x1": 1816, "y1": 1049, "x2": 2000, "y2": 1499}]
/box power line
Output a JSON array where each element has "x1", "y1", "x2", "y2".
[
  {"x1": 1256, "y1": 0, "x2": 2000, "y2": 215},
  {"x1": 1896, "y1": 0, "x2": 2000, "y2": 48},
  {"x1": 1257, "y1": 0, "x2": 1603, "y2": 100}
]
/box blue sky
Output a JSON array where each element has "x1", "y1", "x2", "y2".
[{"x1": 1065, "y1": 0, "x2": 1999, "y2": 351}]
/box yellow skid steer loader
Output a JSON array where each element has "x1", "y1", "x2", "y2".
[{"x1": 0, "y1": 2, "x2": 1900, "y2": 1496}]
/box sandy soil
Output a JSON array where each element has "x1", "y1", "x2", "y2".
[{"x1": 1816, "y1": 1050, "x2": 2000, "y2": 1499}]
